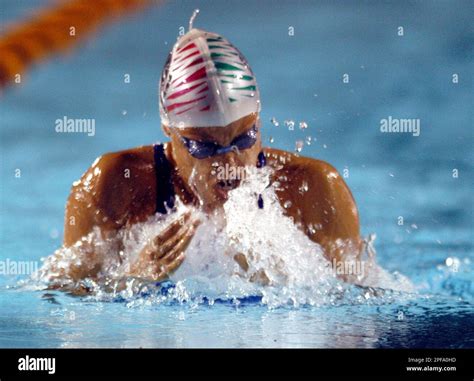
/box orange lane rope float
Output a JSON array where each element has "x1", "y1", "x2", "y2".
[{"x1": 0, "y1": 0, "x2": 160, "y2": 90}]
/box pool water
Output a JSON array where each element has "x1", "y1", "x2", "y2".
[{"x1": 0, "y1": 0, "x2": 473, "y2": 348}]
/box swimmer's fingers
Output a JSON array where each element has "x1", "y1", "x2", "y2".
[
  {"x1": 158, "y1": 252, "x2": 185, "y2": 279},
  {"x1": 249, "y1": 270, "x2": 270, "y2": 286},
  {"x1": 161, "y1": 220, "x2": 199, "y2": 266},
  {"x1": 156, "y1": 218, "x2": 200, "y2": 259},
  {"x1": 153, "y1": 221, "x2": 199, "y2": 280},
  {"x1": 137, "y1": 213, "x2": 198, "y2": 261},
  {"x1": 233, "y1": 252, "x2": 271, "y2": 286},
  {"x1": 234, "y1": 253, "x2": 249, "y2": 272},
  {"x1": 153, "y1": 212, "x2": 193, "y2": 247}
]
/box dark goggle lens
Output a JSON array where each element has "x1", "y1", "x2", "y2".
[
  {"x1": 182, "y1": 138, "x2": 218, "y2": 159},
  {"x1": 231, "y1": 124, "x2": 258, "y2": 150}
]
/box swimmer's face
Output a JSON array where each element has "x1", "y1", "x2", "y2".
[{"x1": 164, "y1": 113, "x2": 261, "y2": 211}]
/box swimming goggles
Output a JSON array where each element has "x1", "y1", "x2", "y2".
[{"x1": 177, "y1": 124, "x2": 258, "y2": 159}]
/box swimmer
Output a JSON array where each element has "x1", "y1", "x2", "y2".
[{"x1": 49, "y1": 14, "x2": 362, "y2": 287}]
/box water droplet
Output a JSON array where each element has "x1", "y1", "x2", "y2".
[
  {"x1": 299, "y1": 121, "x2": 308, "y2": 130},
  {"x1": 305, "y1": 136, "x2": 312, "y2": 145},
  {"x1": 122, "y1": 110, "x2": 127, "y2": 116},
  {"x1": 270, "y1": 117, "x2": 279, "y2": 127},
  {"x1": 269, "y1": 136, "x2": 274, "y2": 143},
  {"x1": 323, "y1": 144, "x2": 327, "y2": 149},
  {"x1": 295, "y1": 140, "x2": 304, "y2": 152},
  {"x1": 299, "y1": 181, "x2": 309, "y2": 193},
  {"x1": 283, "y1": 200, "x2": 292, "y2": 209}
]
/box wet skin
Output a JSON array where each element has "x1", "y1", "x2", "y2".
[{"x1": 60, "y1": 113, "x2": 361, "y2": 283}]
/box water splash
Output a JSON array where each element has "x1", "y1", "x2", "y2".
[{"x1": 31, "y1": 166, "x2": 415, "y2": 308}]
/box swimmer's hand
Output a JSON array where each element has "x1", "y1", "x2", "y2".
[
  {"x1": 233, "y1": 252, "x2": 271, "y2": 286},
  {"x1": 127, "y1": 212, "x2": 200, "y2": 281}
]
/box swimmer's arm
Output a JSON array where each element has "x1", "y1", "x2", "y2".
[
  {"x1": 53, "y1": 154, "x2": 125, "y2": 282},
  {"x1": 277, "y1": 159, "x2": 362, "y2": 264},
  {"x1": 303, "y1": 161, "x2": 362, "y2": 263},
  {"x1": 58, "y1": 149, "x2": 155, "y2": 282},
  {"x1": 63, "y1": 148, "x2": 156, "y2": 247},
  {"x1": 63, "y1": 153, "x2": 122, "y2": 247}
]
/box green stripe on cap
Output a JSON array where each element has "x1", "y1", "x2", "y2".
[
  {"x1": 232, "y1": 85, "x2": 256, "y2": 91},
  {"x1": 215, "y1": 62, "x2": 243, "y2": 71},
  {"x1": 218, "y1": 73, "x2": 254, "y2": 81},
  {"x1": 211, "y1": 52, "x2": 233, "y2": 59}
]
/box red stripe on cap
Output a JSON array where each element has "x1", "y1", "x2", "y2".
[
  {"x1": 185, "y1": 66, "x2": 207, "y2": 83},
  {"x1": 175, "y1": 105, "x2": 196, "y2": 115},
  {"x1": 197, "y1": 85, "x2": 209, "y2": 94},
  {"x1": 167, "y1": 94, "x2": 207, "y2": 112},
  {"x1": 177, "y1": 42, "x2": 196, "y2": 53},
  {"x1": 197, "y1": 86, "x2": 209, "y2": 94},
  {"x1": 167, "y1": 81, "x2": 206, "y2": 100},
  {"x1": 174, "y1": 50, "x2": 199, "y2": 66},
  {"x1": 184, "y1": 57, "x2": 204, "y2": 70},
  {"x1": 172, "y1": 67, "x2": 207, "y2": 86}
]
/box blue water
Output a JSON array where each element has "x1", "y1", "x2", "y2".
[{"x1": 1, "y1": 0, "x2": 473, "y2": 348}]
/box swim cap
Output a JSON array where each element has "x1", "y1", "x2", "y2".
[{"x1": 159, "y1": 23, "x2": 260, "y2": 128}]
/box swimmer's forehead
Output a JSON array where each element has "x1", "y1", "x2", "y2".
[{"x1": 171, "y1": 113, "x2": 258, "y2": 143}]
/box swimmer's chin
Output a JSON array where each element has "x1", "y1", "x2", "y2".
[
  {"x1": 214, "y1": 186, "x2": 229, "y2": 202},
  {"x1": 199, "y1": 190, "x2": 229, "y2": 213}
]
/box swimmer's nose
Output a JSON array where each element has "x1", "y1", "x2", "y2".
[{"x1": 217, "y1": 179, "x2": 240, "y2": 190}]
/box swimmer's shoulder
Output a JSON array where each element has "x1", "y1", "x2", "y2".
[
  {"x1": 262, "y1": 147, "x2": 360, "y2": 253},
  {"x1": 65, "y1": 145, "x2": 158, "y2": 239},
  {"x1": 263, "y1": 147, "x2": 341, "y2": 181},
  {"x1": 90, "y1": 144, "x2": 156, "y2": 183},
  {"x1": 262, "y1": 147, "x2": 356, "y2": 215}
]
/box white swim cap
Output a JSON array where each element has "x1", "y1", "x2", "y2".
[{"x1": 159, "y1": 14, "x2": 260, "y2": 128}]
